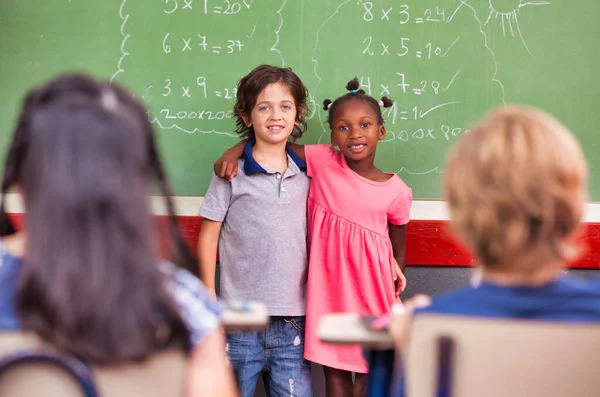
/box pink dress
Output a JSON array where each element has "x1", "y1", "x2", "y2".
[{"x1": 303, "y1": 145, "x2": 412, "y2": 373}]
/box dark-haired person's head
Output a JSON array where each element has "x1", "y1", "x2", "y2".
[
  {"x1": 322, "y1": 77, "x2": 394, "y2": 163},
  {"x1": 322, "y1": 77, "x2": 393, "y2": 130},
  {"x1": 1, "y1": 73, "x2": 197, "y2": 364}
]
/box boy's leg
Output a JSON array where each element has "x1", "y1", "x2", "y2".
[
  {"x1": 227, "y1": 330, "x2": 265, "y2": 397},
  {"x1": 323, "y1": 366, "x2": 353, "y2": 397},
  {"x1": 263, "y1": 316, "x2": 312, "y2": 397}
]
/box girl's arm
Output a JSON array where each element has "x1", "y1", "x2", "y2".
[
  {"x1": 287, "y1": 143, "x2": 306, "y2": 163},
  {"x1": 389, "y1": 223, "x2": 407, "y2": 297},
  {"x1": 214, "y1": 141, "x2": 307, "y2": 180},
  {"x1": 214, "y1": 140, "x2": 246, "y2": 181},
  {"x1": 389, "y1": 224, "x2": 407, "y2": 271}
]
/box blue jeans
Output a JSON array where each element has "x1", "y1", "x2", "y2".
[
  {"x1": 365, "y1": 349, "x2": 396, "y2": 397},
  {"x1": 227, "y1": 316, "x2": 312, "y2": 397}
]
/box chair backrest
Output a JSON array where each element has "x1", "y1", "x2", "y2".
[
  {"x1": 92, "y1": 348, "x2": 188, "y2": 397},
  {"x1": 405, "y1": 315, "x2": 600, "y2": 397},
  {"x1": 0, "y1": 331, "x2": 188, "y2": 397},
  {"x1": 0, "y1": 349, "x2": 96, "y2": 397}
]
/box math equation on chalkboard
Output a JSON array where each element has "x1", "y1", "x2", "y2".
[{"x1": 111, "y1": 0, "x2": 552, "y2": 177}]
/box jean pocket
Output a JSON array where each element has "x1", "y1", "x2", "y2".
[{"x1": 283, "y1": 317, "x2": 305, "y2": 334}]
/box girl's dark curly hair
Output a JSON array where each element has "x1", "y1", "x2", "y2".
[{"x1": 323, "y1": 77, "x2": 393, "y2": 128}]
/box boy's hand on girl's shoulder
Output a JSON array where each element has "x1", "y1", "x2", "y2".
[{"x1": 214, "y1": 155, "x2": 239, "y2": 181}]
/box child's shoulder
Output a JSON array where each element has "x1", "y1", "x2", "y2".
[
  {"x1": 385, "y1": 174, "x2": 412, "y2": 196},
  {"x1": 305, "y1": 144, "x2": 336, "y2": 160}
]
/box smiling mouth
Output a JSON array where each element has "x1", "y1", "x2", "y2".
[
  {"x1": 267, "y1": 125, "x2": 285, "y2": 133},
  {"x1": 348, "y1": 144, "x2": 367, "y2": 153}
]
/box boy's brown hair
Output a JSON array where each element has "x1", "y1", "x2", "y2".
[
  {"x1": 444, "y1": 106, "x2": 588, "y2": 270},
  {"x1": 233, "y1": 65, "x2": 309, "y2": 142}
]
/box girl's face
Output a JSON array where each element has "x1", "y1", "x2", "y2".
[{"x1": 330, "y1": 98, "x2": 386, "y2": 162}]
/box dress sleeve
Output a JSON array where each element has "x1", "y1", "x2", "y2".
[
  {"x1": 387, "y1": 186, "x2": 413, "y2": 226},
  {"x1": 304, "y1": 144, "x2": 336, "y2": 178}
]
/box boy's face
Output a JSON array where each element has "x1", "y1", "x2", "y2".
[{"x1": 244, "y1": 83, "x2": 298, "y2": 145}]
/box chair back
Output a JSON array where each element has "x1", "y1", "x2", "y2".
[
  {"x1": 0, "y1": 346, "x2": 96, "y2": 397},
  {"x1": 93, "y1": 348, "x2": 187, "y2": 397},
  {"x1": 405, "y1": 315, "x2": 600, "y2": 397},
  {"x1": 0, "y1": 331, "x2": 188, "y2": 397}
]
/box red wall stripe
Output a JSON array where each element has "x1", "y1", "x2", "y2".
[
  {"x1": 173, "y1": 216, "x2": 600, "y2": 270},
  {"x1": 9, "y1": 214, "x2": 600, "y2": 270}
]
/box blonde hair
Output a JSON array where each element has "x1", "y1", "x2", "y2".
[{"x1": 444, "y1": 106, "x2": 588, "y2": 270}]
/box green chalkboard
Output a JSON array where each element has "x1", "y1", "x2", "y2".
[{"x1": 2, "y1": 1, "x2": 599, "y2": 199}]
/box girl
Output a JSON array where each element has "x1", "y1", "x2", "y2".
[
  {"x1": 0, "y1": 74, "x2": 237, "y2": 396},
  {"x1": 216, "y1": 78, "x2": 413, "y2": 396}
]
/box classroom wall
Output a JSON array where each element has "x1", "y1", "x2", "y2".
[
  {"x1": 6, "y1": 194, "x2": 600, "y2": 270},
  {"x1": 403, "y1": 267, "x2": 600, "y2": 299}
]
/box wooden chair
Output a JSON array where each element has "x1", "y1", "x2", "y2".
[
  {"x1": 0, "y1": 331, "x2": 187, "y2": 397},
  {"x1": 0, "y1": 348, "x2": 97, "y2": 397},
  {"x1": 0, "y1": 305, "x2": 266, "y2": 397},
  {"x1": 404, "y1": 314, "x2": 600, "y2": 397},
  {"x1": 93, "y1": 348, "x2": 187, "y2": 397}
]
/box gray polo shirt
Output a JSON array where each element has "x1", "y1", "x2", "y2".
[{"x1": 199, "y1": 141, "x2": 309, "y2": 316}]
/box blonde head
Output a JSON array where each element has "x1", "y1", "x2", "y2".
[{"x1": 444, "y1": 106, "x2": 587, "y2": 271}]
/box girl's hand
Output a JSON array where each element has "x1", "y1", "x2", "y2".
[
  {"x1": 214, "y1": 141, "x2": 246, "y2": 181},
  {"x1": 393, "y1": 259, "x2": 407, "y2": 297},
  {"x1": 214, "y1": 153, "x2": 240, "y2": 181}
]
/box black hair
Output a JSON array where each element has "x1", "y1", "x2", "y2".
[
  {"x1": 233, "y1": 64, "x2": 309, "y2": 142},
  {"x1": 0, "y1": 73, "x2": 197, "y2": 364},
  {"x1": 323, "y1": 77, "x2": 393, "y2": 129}
]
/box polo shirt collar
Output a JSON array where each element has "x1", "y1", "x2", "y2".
[{"x1": 243, "y1": 139, "x2": 306, "y2": 175}]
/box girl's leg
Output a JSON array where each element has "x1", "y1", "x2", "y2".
[
  {"x1": 353, "y1": 373, "x2": 367, "y2": 397},
  {"x1": 324, "y1": 366, "x2": 353, "y2": 397}
]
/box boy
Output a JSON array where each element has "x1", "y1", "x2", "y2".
[
  {"x1": 388, "y1": 106, "x2": 600, "y2": 397},
  {"x1": 197, "y1": 65, "x2": 312, "y2": 397},
  {"x1": 416, "y1": 105, "x2": 600, "y2": 319}
]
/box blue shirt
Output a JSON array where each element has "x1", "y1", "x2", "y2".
[
  {"x1": 415, "y1": 274, "x2": 600, "y2": 321},
  {"x1": 0, "y1": 243, "x2": 222, "y2": 348},
  {"x1": 0, "y1": 244, "x2": 19, "y2": 331}
]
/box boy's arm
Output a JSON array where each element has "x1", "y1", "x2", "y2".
[
  {"x1": 389, "y1": 223, "x2": 407, "y2": 297},
  {"x1": 197, "y1": 219, "x2": 223, "y2": 296}
]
